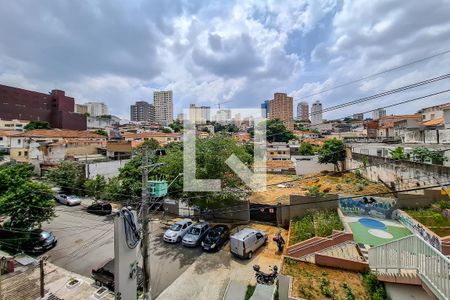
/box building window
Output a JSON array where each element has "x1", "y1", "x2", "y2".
[
  {"x1": 18, "y1": 151, "x2": 22, "y2": 156},
  {"x1": 17, "y1": 139, "x2": 21, "y2": 145},
  {"x1": 376, "y1": 149, "x2": 382, "y2": 157},
  {"x1": 24, "y1": 151, "x2": 28, "y2": 156}
]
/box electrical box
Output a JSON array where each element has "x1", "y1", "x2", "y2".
[{"x1": 148, "y1": 180, "x2": 168, "y2": 197}]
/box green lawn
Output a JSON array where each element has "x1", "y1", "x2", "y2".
[{"x1": 349, "y1": 222, "x2": 411, "y2": 246}]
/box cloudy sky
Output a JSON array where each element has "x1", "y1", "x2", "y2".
[{"x1": 1, "y1": 0, "x2": 450, "y2": 120}]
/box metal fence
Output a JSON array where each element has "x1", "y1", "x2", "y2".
[{"x1": 368, "y1": 235, "x2": 450, "y2": 299}]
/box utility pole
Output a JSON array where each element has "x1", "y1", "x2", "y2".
[
  {"x1": 141, "y1": 147, "x2": 152, "y2": 300},
  {"x1": 39, "y1": 256, "x2": 47, "y2": 298}
]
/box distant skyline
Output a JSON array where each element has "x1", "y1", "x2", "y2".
[{"x1": 1, "y1": 0, "x2": 450, "y2": 120}]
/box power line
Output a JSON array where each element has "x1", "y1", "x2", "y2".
[{"x1": 296, "y1": 48, "x2": 450, "y2": 101}]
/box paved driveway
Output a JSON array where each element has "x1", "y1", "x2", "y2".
[{"x1": 42, "y1": 204, "x2": 202, "y2": 298}]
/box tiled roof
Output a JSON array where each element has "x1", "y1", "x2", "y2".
[
  {"x1": 379, "y1": 114, "x2": 421, "y2": 120},
  {"x1": 13, "y1": 129, "x2": 105, "y2": 138},
  {"x1": 421, "y1": 117, "x2": 444, "y2": 127},
  {"x1": 123, "y1": 132, "x2": 181, "y2": 138},
  {"x1": 0, "y1": 130, "x2": 21, "y2": 136}
]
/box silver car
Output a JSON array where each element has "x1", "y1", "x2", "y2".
[
  {"x1": 182, "y1": 222, "x2": 210, "y2": 247},
  {"x1": 56, "y1": 193, "x2": 81, "y2": 206}
]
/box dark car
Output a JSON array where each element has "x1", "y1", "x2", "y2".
[
  {"x1": 201, "y1": 225, "x2": 230, "y2": 252},
  {"x1": 24, "y1": 229, "x2": 57, "y2": 253},
  {"x1": 0, "y1": 228, "x2": 57, "y2": 253},
  {"x1": 87, "y1": 201, "x2": 112, "y2": 216}
]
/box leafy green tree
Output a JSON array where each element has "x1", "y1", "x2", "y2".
[
  {"x1": 46, "y1": 161, "x2": 86, "y2": 195},
  {"x1": 0, "y1": 163, "x2": 55, "y2": 229},
  {"x1": 161, "y1": 127, "x2": 173, "y2": 133},
  {"x1": 24, "y1": 121, "x2": 51, "y2": 131},
  {"x1": 84, "y1": 175, "x2": 107, "y2": 199},
  {"x1": 169, "y1": 120, "x2": 183, "y2": 133},
  {"x1": 411, "y1": 147, "x2": 447, "y2": 165},
  {"x1": 264, "y1": 119, "x2": 295, "y2": 143},
  {"x1": 299, "y1": 142, "x2": 315, "y2": 155},
  {"x1": 94, "y1": 129, "x2": 108, "y2": 136},
  {"x1": 103, "y1": 177, "x2": 123, "y2": 201},
  {"x1": 389, "y1": 147, "x2": 407, "y2": 160},
  {"x1": 318, "y1": 138, "x2": 346, "y2": 171}
]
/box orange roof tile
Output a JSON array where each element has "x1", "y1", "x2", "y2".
[
  {"x1": 421, "y1": 117, "x2": 444, "y2": 127},
  {"x1": 14, "y1": 129, "x2": 105, "y2": 138},
  {"x1": 123, "y1": 132, "x2": 181, "y2": 139},
  {"x1": 0, "y1": 130, "x2": 21, "y2": 136}
]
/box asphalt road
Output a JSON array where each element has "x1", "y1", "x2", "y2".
[{"x1": 42, "y1": 203, "x2": 202, "y2": 297}]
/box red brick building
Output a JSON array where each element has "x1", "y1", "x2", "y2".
[{"x1": 0, "y1": 84, "x2": 86, "y2": 130}]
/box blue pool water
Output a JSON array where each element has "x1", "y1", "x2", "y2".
[{"x1": 359, "y1": 218, "x2": 387, "y2": 230}]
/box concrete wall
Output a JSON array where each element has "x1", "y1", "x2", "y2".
[
  {"x1": 424, "y1": 130, "x2": 438, "y2": 144},
  {"x1": 347, "y1": 153, "x2": 450, "y2": 192},
  {"x1": 85, "y1": 159, "x2": 130, "y2": 179},
  {"x1": 439, "y1": 129, "x2": 450, "y2": 143},
  {"x1": 315, "y1": 254, "x2": 369, "y2": 272},
  {"x1": 291, "y1": 155, "x2": 335, "y2": 175},
  {"x1": 278, "y1": 195, "x2": 339, "y2": 227}
]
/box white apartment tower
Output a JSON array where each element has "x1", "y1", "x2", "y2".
[
  {"x1": 188, "y1": 104, "x2": 211, "y2": 124},
  {"x1": 154, "y1": 90, "x2": 173, "y2": 126},
  {"x1": 85, "y1": 102, "x2": 108, "y2": 117},
  {"x1": 311, "y1": 100, "x2": 323, "y2": 125},
  {"x1": 372, "y1": 108, "x2": 387, "y2": 120}
]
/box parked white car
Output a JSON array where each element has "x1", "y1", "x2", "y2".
[
  {"x1": 55, "y1": 193, "x2": 81, "y2": 206},
  {"x1": 163, "y1": 219, "x2": 193, "y2": 243}
]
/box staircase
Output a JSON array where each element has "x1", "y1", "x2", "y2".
[{"x1": 369, "y1": 235, "x2": 450, "y2": 300}]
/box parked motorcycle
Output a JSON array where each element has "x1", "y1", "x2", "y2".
[{"x1": 253, "y1": 265, "x2": 278, "y2": 285}]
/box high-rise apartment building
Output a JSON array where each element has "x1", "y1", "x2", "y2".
[
  {"x1": 372, "y1": 108, "x2": 386, "y2": 120},
  {"x1": 154, "y1": 91, "x2": 173, "y2": 126},
  {"x1": 188, "y1": 104, "x2": 211, "y2": 124},
  {"x1": 215, "y1": 109, "x2": 232, "y2": 124},
  {"x1": 85, "y1": 102, "x2": 108, "y2": 117},
  {"x1": 311, "y1": 100, "x2": 323, "y2": 125},
  {"x1": 130, "y1": 101, "x2": 155, "y2": 122},
  {"x1": 261, "y1": 100, "x2": 270, "y2": 118},
  {"x1": 297, "y1": 101, "x2": 309, "y2": 121},
  {"x1": 268, "y1": 93, "x2": 293, "y2": 130}
]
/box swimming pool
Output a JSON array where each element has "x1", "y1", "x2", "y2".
[{"x1": 358, "y1": 218, "x2": 387, "y2": 230}]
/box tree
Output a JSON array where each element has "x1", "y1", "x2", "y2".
[
  {"x1": 94, "y1": 129, "x2": 108, "y2": 136},
  {"x1": 46, "y1": 161, "x2": 86, "y2": 195},
  {"x1": 24, "y1": 121, "x2": 51, "y2": 131},
  {"x1": 411, "y1": 147, "x2": 447, "y2": 165},
  {"x1": 0, "y1": 163, "x2": 55, "y2": 229},
  {"x1": 299, "y1": 142, "x2": 315, "y2": 156},
  {"x1": 161, "y1": 127, "x2": 173, "y2": 133},
  {"x1": 389, "y1": 147, "x2": 407, "y2": 160},
  {"x1": 84, "y1": 175, "x2": 107, "y2": 199},
  {"x1": 265, "y1": 119, "x2": 295, "y2": 143},
  {"x1": 318, "y1": 138, "x2": 346, "y2": 171},
  {"x1": 169, "y1": 120, "x2": 183, "y2": 133}
]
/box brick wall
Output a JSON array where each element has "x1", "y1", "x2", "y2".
[{"x1": 315, "y1": 254, "x2": 369, "y2": 272}]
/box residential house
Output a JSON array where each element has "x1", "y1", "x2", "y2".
[
  {"x1": 377, "y1": 115, "x2": 421, "y2": 139},
  {"x1": 122, "y1": 132, "x2": 181, "y2": 146},
  {"x1": 9, "y1": 129, "x2": 107, "y2": 172},
  {"x1": 0, "y1": 130, "x2": 19, "y2": 151},
  {"x1": 0, "y1": 118, "x2": 29, "y2": 131},
  {"x1": 266, "y1": 142, "x2": 290, "y2": 161},
  {"x1": 417, "y1": 102, "x2": 450, "y2": 122}
]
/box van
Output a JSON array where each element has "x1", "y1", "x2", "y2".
[{"x1": 230, "y1": 228, "x2": 268, "y2": 259}]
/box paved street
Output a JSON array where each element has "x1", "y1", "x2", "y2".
[{"x1": 42, "y1": 203, "x2": 202, "y2": 298}]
